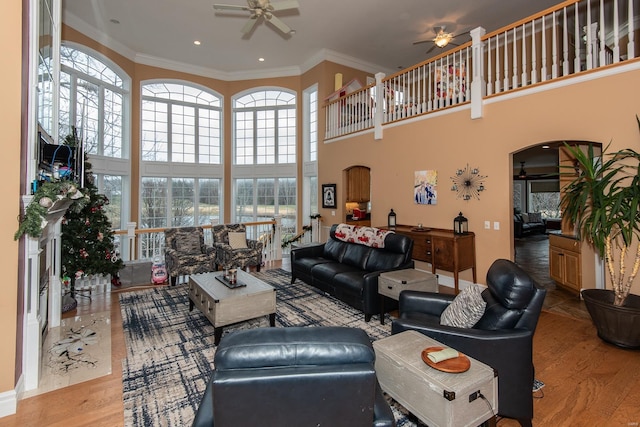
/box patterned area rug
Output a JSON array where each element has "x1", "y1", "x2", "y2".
[{"x1": 120, "y1": 269, "x2": 415, "y2": 426}]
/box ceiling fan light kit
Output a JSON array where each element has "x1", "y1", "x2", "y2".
[{"x1": 213, "y1": 0, "x2": 299, "y2": 36}]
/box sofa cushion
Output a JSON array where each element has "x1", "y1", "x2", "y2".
[
  {"x1": 341, "y1": 244, "x2": 371, "y2": 270},
  {"x1": 311, "y1": 262, "x2": 362, "y2": 284},
  {"x1": 528, "y1": 212, "x2": 542, "y2": 223},
  {"x1": 332, "y1": 271, "x2": 368, "y2": 294},
  {"x1": 322, "y1": 238, "x2": 347, "y2": 262},
  {"x1": 520, "y1": 213, "x2": 529, "y2": 223}
]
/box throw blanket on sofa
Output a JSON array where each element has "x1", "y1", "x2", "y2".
[{"x1": 334, "y1": 223, "x2": 394, "y2": 248}]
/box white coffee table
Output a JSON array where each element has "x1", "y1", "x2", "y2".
[
  {"x1": 373, "y1": 330, "x2": 498, "y2": 427},
  {"x1": 188, "y1": 270, "x2": 276, "y2": 344}
]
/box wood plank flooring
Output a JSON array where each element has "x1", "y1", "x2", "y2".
[{"x1": 1, "y1": 260, "x2": 638, "y2": 427}]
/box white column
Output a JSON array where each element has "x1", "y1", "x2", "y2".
[
  {"x1": 374, "y1": 72, "x2": 385, "y2": 140},
  {"x1": 470, "y1": 26, "x2": 486, "y2": 119}
]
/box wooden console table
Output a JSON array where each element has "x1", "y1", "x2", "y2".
[{"x1": 384, "y1": 225, "x2": 476, "y2": 294}]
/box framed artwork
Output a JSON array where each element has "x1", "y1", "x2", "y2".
[
  {"x1": 322, "y1": 184, "x2": 337, "y2": 208},
  {"x1": 414, "y1": 170, "x2": 437, "y2": 205}
]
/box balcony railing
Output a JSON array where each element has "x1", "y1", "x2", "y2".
[
  {"x1": 325, "y1": 0, "x2": 638, "y2": 140},
  {"x1": 112, "y1": 215, "x2": 323, "y2": 264}
]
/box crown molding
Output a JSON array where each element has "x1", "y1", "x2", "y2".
[
  {"x1": 63, "y1": 13, "x2": 394, "y2": 81},
  {"x1": 63, "y1": 11, "x2": 138, "y2": 62}
]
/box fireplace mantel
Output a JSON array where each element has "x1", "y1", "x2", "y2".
[{"x1": 22, "y1": 194, "x2": 73, "y2": 391}]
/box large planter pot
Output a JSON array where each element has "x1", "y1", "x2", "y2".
[{"x1": 581, "y1": 289, "x2": 640, "y2": 349}]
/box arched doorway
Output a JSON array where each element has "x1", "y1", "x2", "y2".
[{"x1": 511, "y1": 141, "x2": 601, "y2": 320}]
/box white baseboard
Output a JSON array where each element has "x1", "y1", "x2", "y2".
[{"x1": 0, "y1": 388, "x2": 17, "y2": 419}]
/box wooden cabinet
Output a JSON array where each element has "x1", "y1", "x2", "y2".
[
  {"x1": 387, "y1": 225, "x2": 476, "y2": 293},
  {"x1": 549, "y1": 234, "x2": 582, "y2": 294},
  {"x1": 346, "y1": 166, "x2": 370, "y2": 202}
]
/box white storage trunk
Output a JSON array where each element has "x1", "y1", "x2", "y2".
[
  {"x1": 120, "y1": 260, "x2": 153, "y2": 286},
  {"x1": 374, "y1": 331, "x2": 498, "y2": 427},
  {"x1": 379, "y1": 269, "x2": 438, "y2": 300}
]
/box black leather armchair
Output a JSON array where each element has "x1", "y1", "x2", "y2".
[
  {"x1": 391, "y1": 259, "x2": 546, "y2": 427},
  {"x1": 192, "y1": 327, "x2": 396, "y2": 427}
]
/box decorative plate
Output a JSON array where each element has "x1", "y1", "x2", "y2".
[{"x1": 421, "y1": 346, "x2": 470, "y2": 373}]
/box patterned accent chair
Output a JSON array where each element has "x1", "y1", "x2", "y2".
[
  {"x1": 164, "y1": 227, "x2": 217, "y2": 285},
  {"x1": 211, "y1": 224, "x2": 263, "y2": 272}
]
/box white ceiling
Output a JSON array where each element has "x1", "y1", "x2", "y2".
[{"x1": 62, "y1": 0, "x2": 562, "y2": 79}]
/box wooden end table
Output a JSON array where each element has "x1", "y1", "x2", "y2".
[{"x1": 188, "y1": 270, "x2": 276, "y2": 344}]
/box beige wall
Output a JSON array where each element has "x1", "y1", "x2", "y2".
[
  {"x1": 2, "y1": 0, "x2": 22, "y2": 395},
  {"x1": 319, "y1": 65, "x2": 640, "y2": 294}
]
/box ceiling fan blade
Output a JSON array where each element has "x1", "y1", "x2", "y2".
[
  {"x1": 266, "y1": 14, "x2": 292, "y2": 34},
  {"x1": 412, "y1": 39, "x2": 432, "y2": 45},
  {"x1": 270, "y1": 0, "x2": 299, "y2": 11},
  {"x1": 426, "y1": 44, "x2": 437, "y2": 54},
  {"x1": 241, "y1": 16, "x2": 259, "y2": 34},
  {"x1": 213, "y1": 4, "x2": 250, "y2": 11}
]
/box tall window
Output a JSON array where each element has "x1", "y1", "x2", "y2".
[
  {"x1": 59, "y1": 45, "x2": 127, "y2": 158},
  {"x1": 140, "y1": 81, "x2": 223, "y2": 228},
  {"x1": 232, "y1": 89, "x2": 297, "y2": 235},
  {"x1": 302, "y1": 85, "x2": 319, "y2": 220},
  {"x1": 59, "y1": 45, "x2": 130, "y2": 231}
]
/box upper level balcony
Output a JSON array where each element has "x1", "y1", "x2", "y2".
[{"x1": 325, "y1": 0, "x2": 639, "y2": 141}]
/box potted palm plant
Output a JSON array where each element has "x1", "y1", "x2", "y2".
[{"x1": 560, "y1": 119, "x2": 640, "y2": 349}]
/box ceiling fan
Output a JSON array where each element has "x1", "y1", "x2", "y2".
[
  {"x1": 413, "y1": 26, "x2": 464, "y2": 53},
  {"x1": 213, "y1": 0, "x2": 299, "y2": 35}
]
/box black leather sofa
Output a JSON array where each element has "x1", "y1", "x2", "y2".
[
  {"x1": 191, "y1": 326, "x2": 396, "y2": 427},
  {"x1": 290, "y1": 224, "x2": 414, "y2": 322},
  {"x1": 513, "y1": 212, "x2": 546, "y2": 237},
  {"x1": 391, "y1": 259, "x2": 546, "y2": 427}
]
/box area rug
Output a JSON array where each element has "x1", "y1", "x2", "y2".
[
  {"x1": 120, "y1": 269, "x2": 414, "y2": 426},
  {"x1": 23, "y1": 311, "x2": 112, "y2": 398}
]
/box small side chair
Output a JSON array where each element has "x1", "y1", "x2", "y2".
[
  {"x1": 164, "y1": 226, "x2": 217, "y2": 285},
  {"x1": 211, "y1": 223, "x2": 263, "y2": 272}
]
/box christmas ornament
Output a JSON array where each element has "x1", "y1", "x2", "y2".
[{"x1": 39, "y1": 197, "x2": 53, "y2": 208}]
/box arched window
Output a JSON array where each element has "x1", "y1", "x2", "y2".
[
  {"x1": 140, "y1": 81, "x2": 223, "y2": 232},
  {"x1": 141, "y1": 82, "x2": 222, "y2": 164},
  {"x1": 232, "y1": 88, "x2": 297, "y2": 236},
  {"x1": 60, "y1": 45, "x2": 128, "y2": 158},
  {"x1": 59, "y1": 44, "x2": 130, "y2": 230}
]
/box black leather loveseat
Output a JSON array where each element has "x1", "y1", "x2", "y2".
[
  {"x1": 191, "y1": 327, "x2": 396, "y2": 427},
  {"x1": 290, "y1": 223, "x2": 414, "y2": 322}
]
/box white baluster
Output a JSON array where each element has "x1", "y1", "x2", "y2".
[
  {"x1": 562, "y1": 7, "x2": 570, "y2": 76},
  {"x1": 574, "y1": 4, "x2": 581, "y2": 72},
  {"x1": 628, "y1": 0, "x2": 635, "y2": 59},
  {"x1": 612, "y1": 0, "x2": 620, "y2": 62}
]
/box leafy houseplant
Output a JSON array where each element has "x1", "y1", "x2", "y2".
[{"x1": 560, "y1": 119, "x2": 640, "y2": 348}]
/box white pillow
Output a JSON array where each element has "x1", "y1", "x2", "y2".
[
  {"x1": 440, "y1": 284, "x2": 487, "y2": 328},
  {"x1": 228, "y1": 231, "x2": 248, "y2": 249}
]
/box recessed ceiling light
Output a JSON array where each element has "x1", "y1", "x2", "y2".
[
  {"x1": 258, "y1": 57, "x2": 265, "y2": 62},
  {"x1": 542, "y1": 145, "x2": 550, "y2": 149},
  {"x1": 290, "y1": 30, "x2": 296, "y2": 35},
  {"x1": 110, "y1": 19, "x2": 120, "y2": 24},
  {"x1": 194, "y1": 40, "x2": 201, "y2": 46}
]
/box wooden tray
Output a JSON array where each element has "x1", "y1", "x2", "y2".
[
  {"x1": 421, "y1": 347, "x2": 470, "y2": 373},
  {"x1": 410, "y1": 227, "x2": 430, "y2": 232}
]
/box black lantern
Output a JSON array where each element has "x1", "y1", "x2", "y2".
[
  {"x1": 453, "y1": 212, "x2": 468, "y2": 234},
  {"x1": 388, "y1": 209, "x2": 397, "y2": 228}
]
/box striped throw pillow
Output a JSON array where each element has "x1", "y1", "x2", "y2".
[{"x1": 440, "y1": 284, "x2": 486, "y2": 328}]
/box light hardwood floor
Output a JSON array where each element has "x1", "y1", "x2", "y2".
[{"x1": 1, "y1": 262, "x2": 638, "y2": 427}]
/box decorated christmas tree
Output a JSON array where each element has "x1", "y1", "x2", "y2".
[{"x1": 61, "y1": 130, "x2": 123, "y2": 294}]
